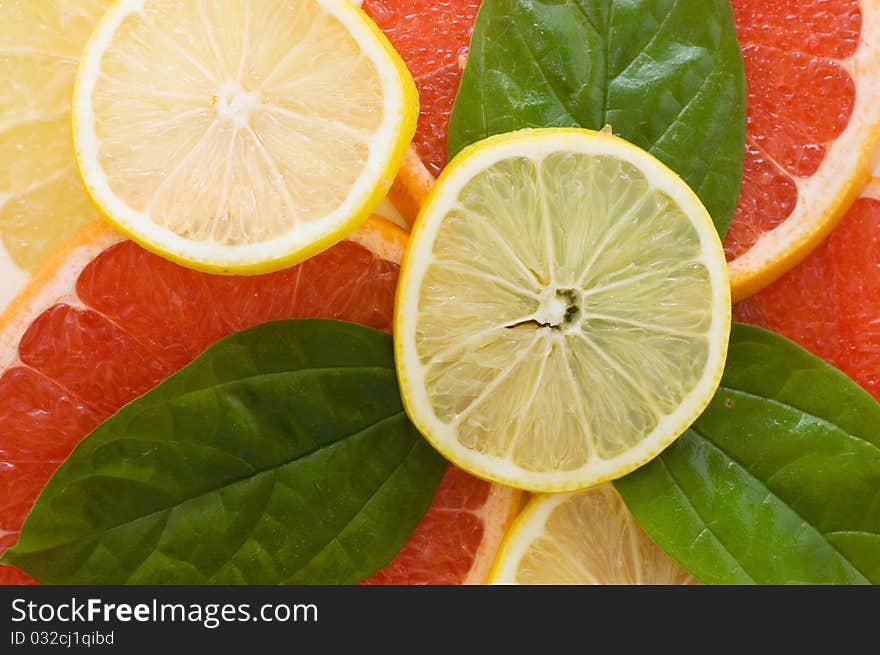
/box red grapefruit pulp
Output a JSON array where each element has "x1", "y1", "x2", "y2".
[
  {"x1": 724, "y1": 0, "x2": 860, "y2": 259},
  {"x1": 363, "y1": 0, "x2": 480, "y2": 176},
  {"x1": 724, "y1": 0, "x2": 880, "y2": 300},
  {"x1": 0, "y1": 230, "x2": 395, "y2": 584},
  {"x1": 363, "y1": 466, "x2": 517, "y2": 584},
  {"x1": 735, "y1": 178, "x2": 880, "y2": 400}
]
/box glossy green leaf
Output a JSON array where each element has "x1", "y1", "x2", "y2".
[
  {"x1": 616, "y1": 324, "x2": 880, "y2": 584},
  {"x1": 2, "y1": 320, "x2": 446, "y2": 585},
  {"x1": 448, "y1": 0, "x2": 746, "y2": 236}
]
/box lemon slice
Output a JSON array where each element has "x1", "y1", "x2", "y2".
[
  {"x1": 0, "y1": 1, "x2": 110, "y2": 307},
  {"x1": 489, "y1": 485, "x2": 699, "y2": 585},
  {"x1": 73, "y1": 0, "x2": 417, "y2": 274},
  {"x1": 395, "y1": 128, "x2": 730, "y2": 492}
]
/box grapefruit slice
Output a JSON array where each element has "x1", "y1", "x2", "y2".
[
  {"x1": 363, "y1": 0, "x2": 479, "y2": 176},
  {"x1": 735, "y1": 165, "x2": 880, "y2": 401},
  {"x1": 724, "y1": 0, "x2": 880, "y2": 301},
  {"x1": 365, "y1": 0, "x2": 880, "y2": 303},
  {"x1": 0, "y1": 1, "x2": 110, "y2": 309},
  {"x1": 0, "y1": 217, "x2": 519, "y2": 585}
]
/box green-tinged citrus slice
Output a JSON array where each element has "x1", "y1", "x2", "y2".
[
  {"x1": 395, "y1": 128, "x2": 730, "y2": 492},
  {"x1": 73, "y1": 0, "x2": 417, "y2": 274},
  {"x1": 489, "y1": 485, "x2": 699, "y2": 585}
]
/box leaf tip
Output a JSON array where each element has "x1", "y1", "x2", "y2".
[{"x1": 0, "y1": 549, "x2": 16, "y2": 568}]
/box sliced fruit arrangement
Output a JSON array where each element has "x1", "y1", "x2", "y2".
[
  {"x1": 0, "y1": 0, "x2": 427, "y2": 312},
  {"x1": 366, "y1": 0, "x2": 880, "y2": 303},
  {"x1": 490, "y1": 484, "x2": 698, "y2": 585},
  {"x1": 615, "y1": 323, "x2": 880, "y2": 585},
  {"x1": 396, "y1": 128, "x2": 731, "y2": 492},
  {"x1": 446, "y1": 0, "x2": 747, "y2": 238},
  {"x1": 73, "y1": 0, "x2": 417, "y2": 274},
  {"x1": 0, "y1": 0, "x2": 110, "y2": 308},
  {"x1": 0, "y1": 218, "x2": 519, "y2": 585},
  {"x1": 724, "y1": 0, "x2": 880, "y2": 301},
  {"x1": 735, "y1": 165, "x2": 880, "y2": 400},
  {"x1": 2, "y1": 0, "x2": 879, "y2": 588}
]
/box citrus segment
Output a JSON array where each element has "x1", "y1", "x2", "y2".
[
  {"x1": 364, "y1": 466, "x2": 521, "y2": 584},
  {"x1": 395, "y1": 129, "x2": 730, "y2": 492},
  {"x1": 0, "y1": 0, "x2": 110, "y2": 307},
  {"x1": 366, "y1": 0, "x2": 880, "y2": 300},
  {"x1": 363, "y1": 0, "x2": 479, "y2": 176},
  {"x1": 0, "y1": 368, "x2": 103, "y2": 569},
  {"x1": 489, "y1": 485, "x2": 698, "y2": 585},
  {"x1": 725, "y1": 0, "x2": 880, "y2": 300},
  {"x1": 735, "y1": 173, "x2": 880, "y2": 400},
  {"x1": 385, "y1": 146, "x2": 436, "y2": 226},
  {"x1": 73, "y1": 0, "x2": 418, "y2": 273},
  {"x1": 17, "y1": 304, "x2": 175, "y2": 417},
  {"x1": 0, "y1": 219, "x2": 516, "y2": 585}
]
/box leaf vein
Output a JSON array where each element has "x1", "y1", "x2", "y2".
[
  {"x1": 720, "y1": 386, "x2": 880, "y2": 454},
  {"x1": 649, "y1": 71, "x2": 718, "y2": 149},
  {"x1": 510, "y1": 10, "x2": 580, "y2": 125},
  {"x1": 11, "y1": 412, "x2": 407, "y2": 562},
  {"x1": 608, "y1": 0, "x2": 684, "y2": 83},
  {"x1": 688, "y1": 425, "x2": 872, "y2": 582},
  {"x1": 655, "y1": 454, "x2": 758, "y2": 583},
  {"x1": 282, "y1": 437, "x2": 423, "y2": 582}
]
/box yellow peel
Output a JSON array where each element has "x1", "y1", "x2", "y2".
[{"x1": 489, "y1": 485, "x2": 698, "y2": 585}]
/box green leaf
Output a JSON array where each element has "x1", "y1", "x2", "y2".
[
  {"x1": 2, "y1": 320, "x2": 446, "y2": 585},
  {"x1": 448, "y1": 0, "x2": 746, "y2": 236},
  {"x1": 615, "y1": 324, "x2": 880, "y2": 584}
]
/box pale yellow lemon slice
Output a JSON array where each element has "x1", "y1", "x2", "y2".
[
  {"x1": 73, "y1": 0, "x2": 418, "y2": 274},
  {"x1": 490, "y1": 485, "x2": 699, "y2": 585},
  {"x1": 0, "y1": 1, "x2": 111, "y2": 308}
]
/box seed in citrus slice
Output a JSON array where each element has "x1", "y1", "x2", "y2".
[
  {"x1": 363, "y1": 0, "x2": 479, "y2": 176},
  {"x1": 72, "y1": 0, "x2": 418, "y2": 274},
  {"x1": 734, "y1": 170, "x2": 880, "y2": 401},
  {"x1": 395, "y1": 128, "x2": 731, "y2": 493},
  {"x1": 0, "y1": 1, "x2": 111, "y2": 308},
  {"x1": 0, "y1": 217, "x2": 518, "y2": 586},
  {"x1": 489, "y1": 484, "x2": 698, "y2": 585},
  {"x1": 724, "y1": 0, "x2": 880, "y2": 301}
]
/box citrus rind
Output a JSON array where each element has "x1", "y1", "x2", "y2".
[
  {"x1": 73, "y1": 0, "x2": 418, "y2": 274},
  {"x1": 395, "y1": 128, "x2": 731, "y2": 493}
]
